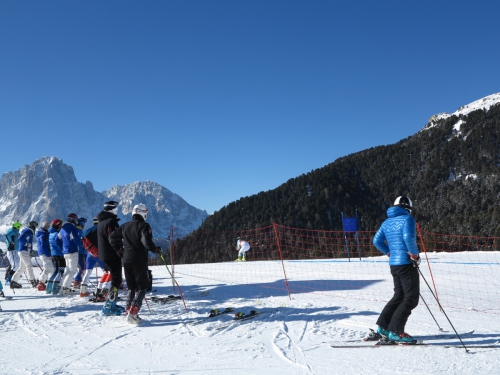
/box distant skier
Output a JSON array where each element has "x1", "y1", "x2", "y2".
[
  {"x1": 110, "y1": 203, "x2": 159, "y2": 324},
  {"x1": 58, "y1": 214, "x2": 84, "y2": 296},
  {"x1": 4, "y1": 221, "x2": 22, "y2": 284},
  {"x1": 36, "y1": 221, "x2": 55, "y2": 291},
  {"x1": 10, "y1": 221, "x2": 39, "y2": 289},
  {"x1": 47, "y1": 219, "x2": 65, "y2": 294},
  {"x1": 371, "y1": 196, "x2": 420, "y2": 344},
  {"x1": 72, "y1": 217, "x2": 88, "y2": 288},
  {"x1": 97, "y1": 201, "x2": 125, "y2": 316},
  {"x1": 80, "y1": 217, "x2": 109, "y2": 300},
  {"x1": 235, "y1": 237, "x2": 251, "y2": 261}
]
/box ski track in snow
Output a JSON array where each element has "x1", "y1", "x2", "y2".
[{"x1": 1, "y1": 254, "x2": 500, "y2": 374}]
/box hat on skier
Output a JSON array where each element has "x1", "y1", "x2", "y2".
[
  {"x1": 132, "y1": 203, "x2": 148, "y2": 220},
  {"x1": 12, "y1": 221, "x2": 22, "y2": 230},
  {"x1": 93, "y1": 216, "x2": 99, "y2": 225},
  {"x1": 393, "y1": 196, "x2": 413, "y2": 214},
  {"x1": 41, "y1": 221, "x2": 51, "y2": 230},
  {"x1": 28, "y1": 221, "x2": 39, "y2": 230},
  {"x1": 67, "y1": 213, "x2": 79, "y2": 225},
  {"x1": 103, "y1": 201, "x2": 119, "y2": 215},
  {"x1": 77, "y1": 217, "x2": 87, "y2": 228},
  {"x1": 51, "y1": 219, "x2": 63, "y2": 229}
]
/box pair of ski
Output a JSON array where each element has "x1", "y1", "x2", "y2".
[
  {"x1": 147, "y1": 295, "x2": 182, "y2": 304},
  {"x1": 330, "y1": 328, "x2": 498, "y2": 349},
  {"x1": 208, "y1": 310, "x2": 270, "y2": 331},
  {"x1": 187, "y1": 307, "x2": 235, "y2": 326}
]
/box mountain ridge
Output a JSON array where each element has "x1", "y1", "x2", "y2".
[{"x1": 0, "y1": 157, "x2": 208, "y2": 239}]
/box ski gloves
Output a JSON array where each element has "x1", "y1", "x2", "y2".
[{"x1": 409, "y1": 253, "x2": 421, "y2": 267}]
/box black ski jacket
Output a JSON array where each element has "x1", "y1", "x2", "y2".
[
  {"x1": 109, "y1": 216, "x2": 156, "y2": 266},
  {"x1": 97, "y1": 210, "x2": 121, "y2": 262}
]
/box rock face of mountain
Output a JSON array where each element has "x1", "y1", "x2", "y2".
[
  {"x1": 104, "y1": 181, "x2": 208, "y2": 238},
  {"x1": 0, "y1": 157, "x2": 208, "y2": 239}
]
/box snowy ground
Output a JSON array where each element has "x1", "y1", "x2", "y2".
[{"x1": 1, "y1": 254, "x2": 499, "y2": 375}]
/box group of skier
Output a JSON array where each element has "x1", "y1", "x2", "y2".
[{"x1": 1, "y1": 200, "x2": 160, "y2": 324}]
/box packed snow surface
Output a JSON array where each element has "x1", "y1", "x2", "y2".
[{"x1": 1, "y1": 253, "x2": 499, "y2": 374}]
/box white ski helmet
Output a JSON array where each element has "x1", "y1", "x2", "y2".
[
  {"x1": 132, "y1": 203, "x2": 148, "y2": 220},
  {"x1": 393, "y1": 196, "x2": 413, "y2": 213}
]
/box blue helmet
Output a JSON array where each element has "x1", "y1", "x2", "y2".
[{"x1": 78, "y1": 217, "x2": 87, "y2": 229}]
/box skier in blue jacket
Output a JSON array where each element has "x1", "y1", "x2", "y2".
[
  {"x1": 4, "y1": 221, "x2": 22, "y2": 284},
  {"x1": 11, "y1": 221, "x2": 39, "y2": 289},
  {"x1": 58, "y1": 214, "x2": 84, "y2": 296},
  {"x1": 72, "y1": 217, "x2": 88, "y2": 288},
  {"x1": 371, "y1": 196, "x2": 420, "y2": 344},
  {"x1": 36, "y1": 221, "x2": 55, "y2": 291},
  {"x1": 47, "y1": 219, "x2": 65, "y2": 294}
]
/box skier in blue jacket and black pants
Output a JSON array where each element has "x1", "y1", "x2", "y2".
[{"x1": 372, "y1": 196, "x2": 420, "y2": 344}]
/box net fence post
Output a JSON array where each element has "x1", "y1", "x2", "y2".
[{"x1": 273, "y1": 222, "x2": 292, "y2": 300}]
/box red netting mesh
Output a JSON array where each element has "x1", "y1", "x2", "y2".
[{"x1": 152, "y1": 223, "x2": 500, "y2": 314}]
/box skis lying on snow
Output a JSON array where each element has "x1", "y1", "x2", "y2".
[
  {"x1": 187, "y1": 307, "x2": 234, "y2": 326},
  {"x1": 208, "y1": 309, "x2": 275, "y2": 331},
  {"x1": 147, "y1": 295, "x2": 182, "y2": 304}
]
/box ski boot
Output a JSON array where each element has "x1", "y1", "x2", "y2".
[
  {"x1": 80, "y1": 284, "x2": 90, "y2": 297},
  {"x1": 102, "y1": 299, "x2": 124, "y2": 316},
  {"x1": 60, "y1": 287, "x2": 78, "y2": 296},
  {"x1": 364, "y1": 327, "x2": 387, "y2": 341},
  {"x1": 72, "y1": 280, "x2": 81, "y2": 288},
  {"x1": 235, "y1": 256, "x2": 242, "y2": 262},
  {"x1": 126, "y1": 306, "x2": 142, "y2": 324},
  {"x1": 46, "y1": 281, "x2": 54, "y2": 294},
  {"x1": 0, "y1": 290, "x2": 5, "y2": 298},
  {"x1": 388, "y1": 331, "x2": 419, "y2": 344},
  {"x1": 10, "y1": 280, "x2": 22, "y2": 289},
  {"x1": 37, "y1": 281, "x2": 47, "y2": 291},
  {"x1": 5, "y1": 270, "x2": 14, "y2": 284},
  {"x1": 241, "y1": 256, "x2": 246, "y2": 261},
  {"x1": 52, "y1": 281, "x2": 61, "y2": 295},
  {"x1": 102, "y1": 287, "x2": 124, "y2": 316}
]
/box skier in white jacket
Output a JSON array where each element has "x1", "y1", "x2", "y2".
[{"x1": 235, "y1": 238, "x2": 250, "y2": 261}]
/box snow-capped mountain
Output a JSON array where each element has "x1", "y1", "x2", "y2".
[
  {"x1": 423, "y1": 92, "x2": 500, "y2": 131},
  {"x1": 0, "y1": 157, "x2": 208, "y2": 239},
  {"x1": 104, "y1": 181, "x2": 208, "y2": 238}
]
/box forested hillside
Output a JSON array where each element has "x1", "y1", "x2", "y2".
[{"x1": 174, "y1": 103, "x2": 500, "y2": 263}]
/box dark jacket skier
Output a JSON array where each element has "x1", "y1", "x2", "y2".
[
  {"x1": 110, "y1": 203, "x2": 158, "y2": 324},
  {"x1": 97, "y1": 201, "x2": 125, "y2": 316}
]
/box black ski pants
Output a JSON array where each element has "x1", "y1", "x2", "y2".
[
  {"x1": 103, "y1": 254, "x2": 123, "y2": 290},
  {"x1": 123, "y1": 262, "x2": 149, "y2": 310},
  {"x1": 376, "y1": 264, "x2": 419, "y2": 335}
]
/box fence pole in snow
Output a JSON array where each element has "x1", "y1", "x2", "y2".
[
  {"x1": 170, "y1": 225, "x2": 175, "y2": 295},
  {"x1": 273, "y1": 223, "x2": 292, "y2": 300},
  {"x1": 417, "y1": 223, "x2": 440, "y2": 310}
]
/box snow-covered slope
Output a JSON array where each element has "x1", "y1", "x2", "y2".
[
  {"x1": 0, "y1": 253, "x2": 498, "y2": 374},
  {"x1": 423, "y1": 92, "x2": 500, "y2": 132},
  {"x1": 0, "y1": 157, "x2": 207, "y2": 239}
]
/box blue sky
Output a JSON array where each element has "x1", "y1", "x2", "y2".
[{"x1": 1, "y1": 1, "x2": 499, "y2": 214}]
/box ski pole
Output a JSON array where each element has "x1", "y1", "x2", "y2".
[
  {"x1": 143, "y1": 294, "x2": 152, "y2": 314},
  {"x1": 417, "y1": 266, "x2": 469, "y2": 353},
  {"x1": 159, "y1": 251, "x2": 188, "y2": 313},
  {"x1": 419, "y1": 293, "x2": 443, "y2": 331}
]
